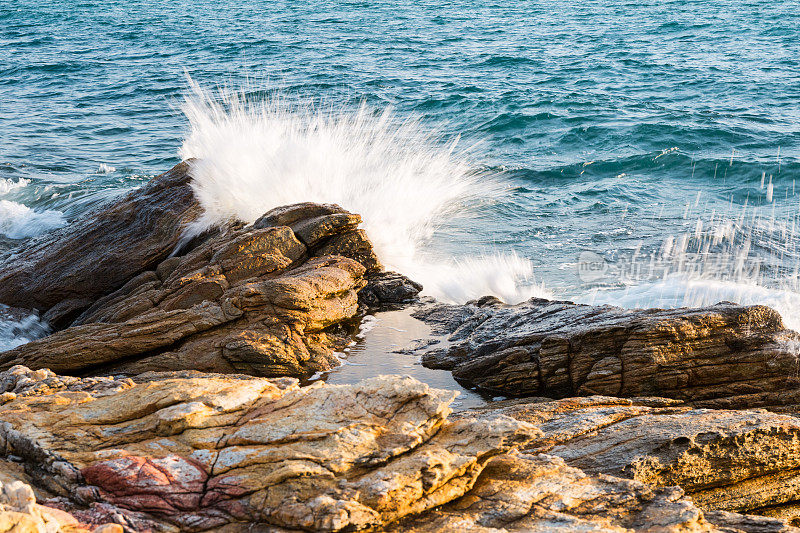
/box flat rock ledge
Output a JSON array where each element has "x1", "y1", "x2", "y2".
[
  {"x1": 417, "y1": 297, "x2": 800, "y2": 409},
  {"x1": 0, "y1": 366, "x2": 796, "y2": 532}
]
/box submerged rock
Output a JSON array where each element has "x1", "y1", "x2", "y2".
[
  {"x1": 0, "y1": 366, "x2": 793, "y2": 532},
  {"x1": 417, "y1": 298, "x2": 800, "y2": 408}
]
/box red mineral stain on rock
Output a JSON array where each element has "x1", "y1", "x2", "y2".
[{"x1": 82, "y1": 455, "x2": 208, "y2": 513}]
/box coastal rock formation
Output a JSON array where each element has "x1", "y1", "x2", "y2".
[
  {"x1": 0, "y1": 162, "x2": 202, "y2": 329},
  {"x1": 0, "y1": 366, "x2": 794, "y2": 532},
  {"x1": 391, "y1": 452, "x2": 799, "y2": 533},
  {"x1": 0, "y1": 366, "x2": 535, "y2": 531},
  {"x1": 417, "y1": 298, "x2": 800, "y2": 408},
  {"x1": 473, "y1": 395, "x2": 800, "y2": 522},
  {"x1": 0, "y1": 193, "x2": 407, "y2": 377}
]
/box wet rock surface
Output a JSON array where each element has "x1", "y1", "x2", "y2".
[
  {"x1": 0, "y1": 192, "x2": 411, "y2": 377},
  {"x1": 0, "y1": 162, "x2": 202, "y2": 329},
  {"x1": 416, "y1": 298, "x2": 800, "y2": 408},
  {"x1": 0, "y1": 366, "x2": 795, "y2": 533}
]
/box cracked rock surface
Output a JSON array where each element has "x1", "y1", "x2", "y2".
[
  {"x1": 417, "y1": 297, "x2": 800, "y2": 408},
  {"x1": 0, "y1": 366, "x2": 535, "y2": 532},
  {"x1": 0, "y1": 366, "x2": 796, "y2": 532},
  {"x1": 391, "y1": 452, "x2": 794, "y2": 533}
]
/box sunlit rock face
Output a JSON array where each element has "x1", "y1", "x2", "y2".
[
  {"x1": 0, "y1": 367, "x2": 537, "y2": 531},
  {"x1": 0, "y1": 163, "x2": 424, "y2": 378},
  {"x1": 416, "y1": 297, "x2": 800, "y2": 409},
  {"x1": 0, "y1": 367, "x2": 797, "y2": 532}
]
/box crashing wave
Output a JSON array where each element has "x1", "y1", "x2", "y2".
[{"x1": 178, "y1": 77, "x2": 544, "y2": 304}]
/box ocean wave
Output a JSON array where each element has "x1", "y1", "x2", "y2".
[
  {"x1": 179, "y1": 77, "x2": 546, "y2": 304},
  {"x1": 0, "y1": 199, "x2": 65, "y2": 239},
  {"x1": 0, "y1": 177, "x2": 30, "y2": 195}
]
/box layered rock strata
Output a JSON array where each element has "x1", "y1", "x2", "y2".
[
  {"x1": 0, "y1": 366, "x2": 795, "y2": 532},
  {"x1": 470, "y1": 395, "x2": 800, "y2": 521},
  {"x1": 0, "y1": 180, "x2": 411, "y2": 377},
  {"x1": 417, "y1": 297, "x2": 800, "y2": 407}
]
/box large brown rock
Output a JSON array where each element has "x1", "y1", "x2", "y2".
[
  {"x1": 0, "y1": 162, "x2": 202, "y2": 328},
  {"x1": 0, "y1": 201, "x2": 400, "y2": 378},
  {"x1": 0, "y1": 366, "x2": 791, "y2": 533},
  {"x1": 417, "y1": 298, "x2": 800, "y2": 408}
]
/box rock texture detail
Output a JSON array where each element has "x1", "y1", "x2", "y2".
[
  {"x1": 418, "y1": 298, "x2": 800, "y2": 407},
  {"x1": 0, "y1": 366, "x2": 535, "y2": 532},
  {"x1": 392, "y1": 452, "x2": 775, "y2": 533},
  {"x1": 475, "y1": 395, "x2": 800, "y2": 523},
  {"x1": 0, "y1": 366, "x2": 794, "y2": 532},
  {"x1": 0, "y1": 197, "x2": 406, "y2": 377}
]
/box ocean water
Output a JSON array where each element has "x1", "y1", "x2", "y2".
[{"x1": 2, "y1": 0, "x2": 800, "y2": 345}]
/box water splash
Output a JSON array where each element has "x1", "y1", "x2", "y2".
[
  {"x1": 179, "y1": 77, "x2": 544, "y2": 303},
  {"x1": 585, "y1": 276, "x2": 800, "y2": 331},
  {"x1": 0, "y1": 306, "x2": 49, "y2": 352},
  {"x1": 579, "y1": 155, "x2": 800, "y2": 331},
  {"x1": 0, "y1": 200, "x2": 65, "y2": 239},
  {"x1": 96, "y1": 163, "x2": 116, "y2": 174},
  {"x1": 0, "y1": 178, "x2": 30, "y2": 195}
]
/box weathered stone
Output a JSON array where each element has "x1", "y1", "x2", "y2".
[
  {"x1": 0, "y1": 162, "x2": 202, "y2": 328},
  {"x1": 0, "y1": 202, "x2": 384, "y2": 378},
  {"x1": 392, "y1": 452, "x2": 782, "y2": 533},
  {"x1": 417, "y1": 298, "x2": 800, "y2": 407},
  {"x1": 477, "y1": 395, "x2": 800, "y2": 523},
  {"x1": 0, "y1": 475, "x2": 124, "y2": 533},
  {"x1": 0, "y1": 367, "x2": 538, "y2": 532},
  {"x1": 0, "y1": 367, "x2": 796, "y2": 532}
]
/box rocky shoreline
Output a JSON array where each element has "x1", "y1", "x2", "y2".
[{"x1": 1, "y1": 163, "x2": 800, "y2": 531}]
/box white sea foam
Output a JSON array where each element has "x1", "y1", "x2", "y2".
[
  {"x1": 0, "y1": 199, "x2": 65, "y2": 239},
  {"x1": 584, "y1": 275, "x2": 800, "y2": 331},
  {"x1": 179, "y1": 77, "x2": 543, "y2": 304},
  {"x1": 405, "y1": 252, "x2": 552, "y2": 304},
  {"x1": 97, "y1": 163, "x2": 116, "y2": 174},
  {"x1": 0, "y1": 306, "x2": 49, "y2": 352},
  {"x1": 0, "y1": 178, "x2": 30, "y2": 195}
]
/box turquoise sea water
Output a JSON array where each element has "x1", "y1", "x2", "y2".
[{"x1": 2, "y1": 1, "x2": 800, "y2": 337}]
